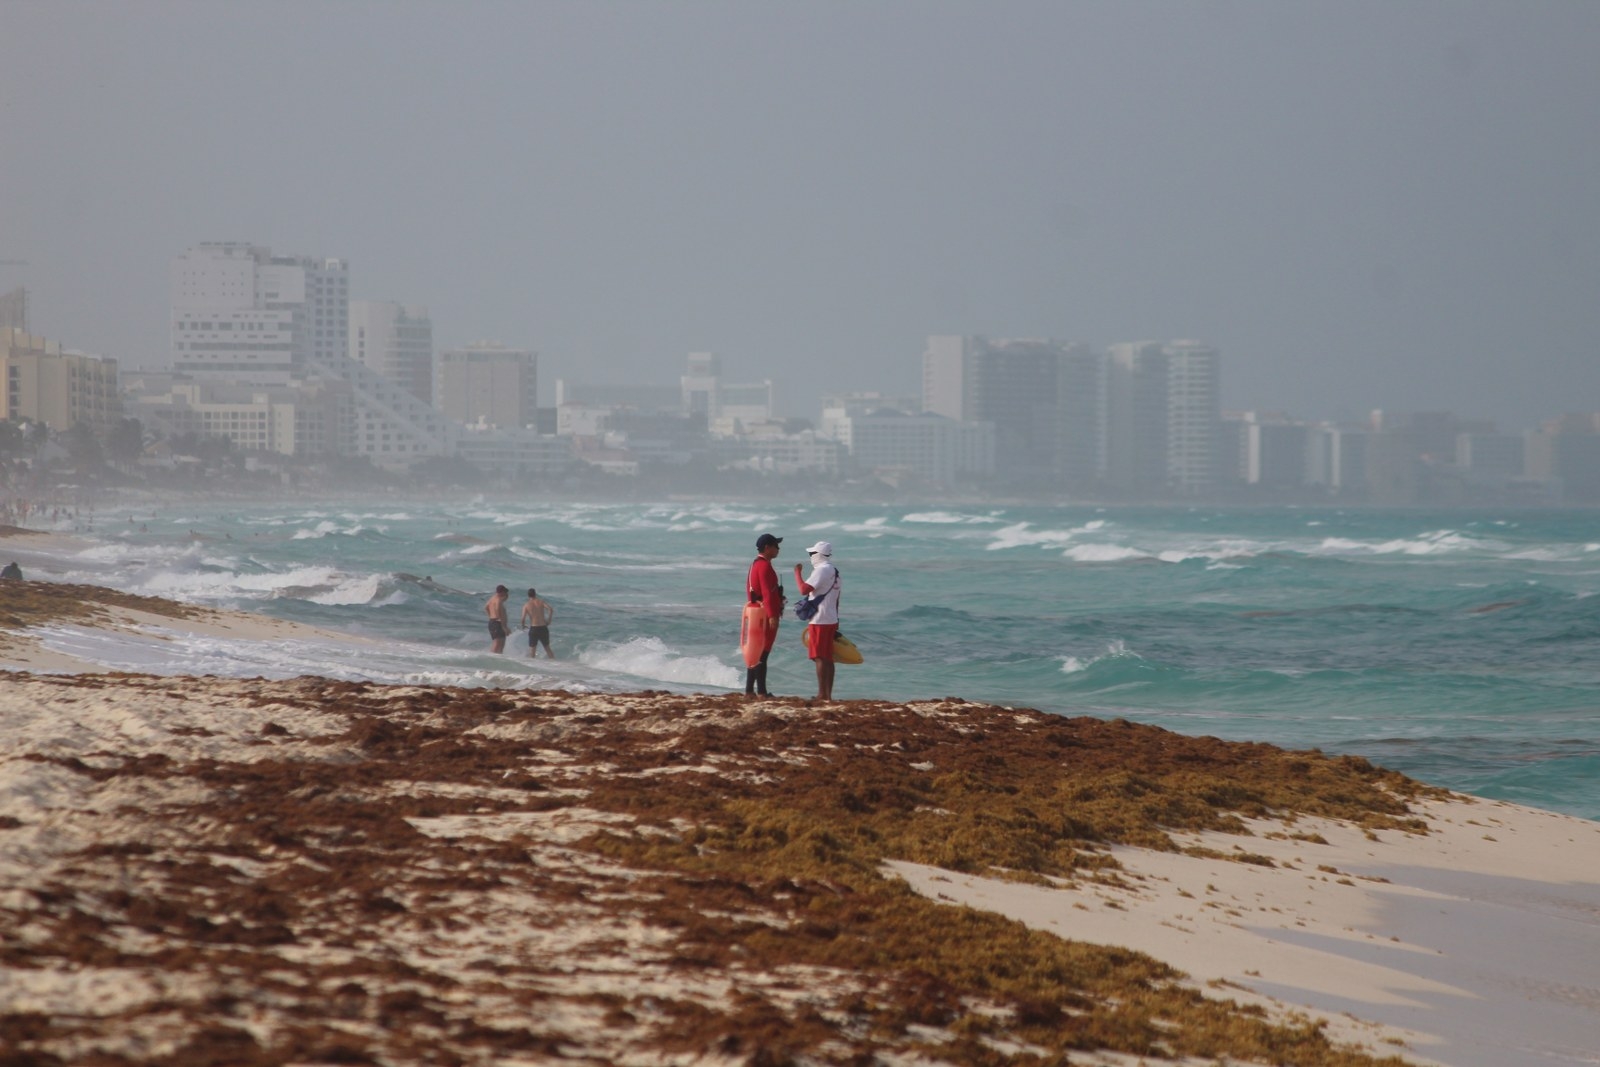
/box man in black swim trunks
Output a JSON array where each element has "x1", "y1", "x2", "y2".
[
  {"x1": 519, "y1": 587, "x2": 556, "y2": 658},
  {"x1": 485, "y1": 584, "x2": 510, "y2": 653}
]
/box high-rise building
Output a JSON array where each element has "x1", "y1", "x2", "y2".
[
  {"x1": 1104, "y1": 341, "x2": 1221, "y2": 495},
  {"x1": 1104, "y1": 342, "x2": 1168, "y2": 494},
  {"x1": 1163, "y1": 341, "x2": 1222, "y2": 494},
  {"x1": 349, "y1": 301, "x2": 433, "y2": 404},
  {"x1": 171, "y1": 242, "x2": 348, "y2": 384},
  {"x1": 437, "y1": 342, "x2": 538, "y2": 428},
  {"x1": 168, "y1": 242, "x2": 453, "y2": 467},
  {"x1": 922, "y1": 335, "x2": 1094, "y2": 486},
  {"x1": 1057, "y1": 345, "x2": 1104, "y2": 488}
]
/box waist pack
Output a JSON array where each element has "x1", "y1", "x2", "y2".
[{"x1": 793, "y1": 596, "x2": 820, "y2": 621}]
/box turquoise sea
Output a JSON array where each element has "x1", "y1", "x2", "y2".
[{"x1": 21, "y1": 499, "x2": 1600, "y2": 821}]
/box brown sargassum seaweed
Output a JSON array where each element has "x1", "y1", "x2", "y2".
[
  {"x1": 0, "y1": 579, "x2": 207, "y2": 637},
  {"x1": 0, "y1": 672, "x2": 1434, "y2": 1066}
]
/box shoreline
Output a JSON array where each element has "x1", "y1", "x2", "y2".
[
  {"x1": 0, "y1": 574, "x2": 378, "y2": 675},
  {"x1": 1, "y1": 670, "x2": 1596, "y2": 1064}
]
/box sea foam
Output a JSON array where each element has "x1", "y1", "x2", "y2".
[{"x1": 577, "y1": 636, "x2": 741, "y2": 689}]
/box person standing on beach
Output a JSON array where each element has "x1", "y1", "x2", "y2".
[
  {"x1": 794, "y1": 540, "x2": 841, "y2": 702},
  {"x1": 745, "y1": 533, "x2": 783, "y2": 697},
  {"x1": 519, "y1": 587, "x2": 556, "y2": 659},
  {"x1": 485, "y1": 585, "x2": 510, "y2": 653}
]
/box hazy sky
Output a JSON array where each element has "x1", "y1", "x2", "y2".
[{"x1": 3, "y1": 1, "x2": 1597, "y2": 427}]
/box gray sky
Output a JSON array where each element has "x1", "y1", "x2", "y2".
[{"x1": 2, "y1": 1, "x2": 1597, "y2": 428}]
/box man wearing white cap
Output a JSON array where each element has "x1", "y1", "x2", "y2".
[{"x1": 793, "y1": 540, "x2": 841, "y2": 701}]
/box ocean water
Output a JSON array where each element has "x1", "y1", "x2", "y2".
[{"x1": 17, "y1": 499, "x2": 1600, "y2": 821}]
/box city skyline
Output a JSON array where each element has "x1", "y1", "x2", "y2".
[
  {"x1": 6, "y1": 261, "x2": 1594, "y2": 439},
  {"x1": 3, "y1": 3, "x2": 1598, "y2": 432}
]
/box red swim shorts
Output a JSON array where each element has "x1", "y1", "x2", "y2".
[{"x1": 805, "y1": 623, "x2": 837, "y2": 661}]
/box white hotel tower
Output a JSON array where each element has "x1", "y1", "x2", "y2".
[
  {"x1": 171, "y1": 242, "x2": 348, "y2": 384},
  {"x1": 159, "y1": 242, "x2": 453, "y2": 465}
]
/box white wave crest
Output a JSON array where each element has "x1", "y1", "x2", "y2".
[
  {"x1": 133, "y1": 564, "x2": 364, "y2": 605},
  {"x1": 306, "y1": 575, "x2": 386, "y2": 606},
  {"x1": 1060, "y1": 639, "x2": 1136, "y2": 674},
  {"x1": 1155, "y1": 539, "x2": 1263, "y2": 564},
  {"x1": 73, "y1": 541, "x2": 160, "y2": 564},
  {"x1": 577, "y1": 636, "x2": 742, "y2": 689},
  {"x1": 902, "y1": 511, "x2": 1004, "y2": 525},
  {"x1": 1064, "y1": 543, "x2": 1147, "y2": 563},
  {"x1": 1502, "y1": 547, "x2": 1582, "y2": 562},
  {"x1": 1315, "y1": 537, "x2": 1368, "y2": 553},
  {"x1": 292, "y1": 521, "x2": 339, "y2": 540},
  {"x1": 1314, "y1": 530, "x2": 1491, "y2": 556},
  {"x1": 987, "y1": 522, "x2": 1104, "y2": 551},
  {"x1": 1375, "y1": 530, "x2": 1489, "y2": 555}
]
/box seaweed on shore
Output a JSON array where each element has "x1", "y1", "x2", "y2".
[
  {"x1": 0, "y1": 578, "x2": 207, "y2": 633},
  {"x1": 0, "y1": 673, "x2": 1423, "y2": 1066}
]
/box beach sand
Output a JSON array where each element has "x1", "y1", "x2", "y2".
[
  {"x1": 1, "y1": 586, "x2": 1598, "y2": 1065},
  {"x1": 891, "y1": 798, "x2": 1600, "y2": 1066}
]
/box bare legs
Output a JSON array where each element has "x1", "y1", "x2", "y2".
[{"x1": 813, "y1": 657, "x2": 834, "y2": 702}]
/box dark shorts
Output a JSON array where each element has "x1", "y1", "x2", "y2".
[
  {"x1": 806, "y1": 623, "x2": 838, "y2": 661},
  {"x1": 488, "y1": 620, "x2": 507, "y2": 641},
  {"x1": 528, "y1": 626, "x2": 550, "y2": 646}
]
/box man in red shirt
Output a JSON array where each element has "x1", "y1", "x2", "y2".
[{"x1": 745, "y1": 532, "x2": 784, "y2": 697}]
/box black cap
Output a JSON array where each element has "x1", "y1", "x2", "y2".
[{"x1": 755, "y1": 533, "x2": 782, "y2": 550}]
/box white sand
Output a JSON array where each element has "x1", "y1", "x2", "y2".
[{"x1": 890, "y1": 796, "x2": 1600, "y2": 1066}]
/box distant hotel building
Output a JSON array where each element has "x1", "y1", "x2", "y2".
[
  {"x1": 350, "y1": 301, "x2": 433, "y2": 404},
  {"x1": 171, "y1": 242, "x2": 348, "y2": 383},
  {"x1": 1224, "y1": 411, "x2": 1312, "y2": 490},
  {"x1": 122, "y1": 371, "x2": 344, "y2": 457},
  {"x1": 437, "y1": 342, "x2": 538, "y2": 428},
  {"x1": 1104, "y1": 342, "x2": 1166, "y2": 493},
  {"x1": 815, "y1": 391, "x2": 992, "y2": 486},
  {"x1": 923, "y1": 335, "x2": 1093, "y2": 487},
  {"x1": 1104, "y1": 340, "x2": 1221, "y2": 495},
  {"x1": 151, "y1": 242, "x2": 453, "y2": 467},
  {"x1": 1, "y1": 328, "x2": 121, "y2": 435},
  {"x1": 1162, "y1": 341, "x2": 1222, "y2": 493},
  {"x1": 680, "y1": 351, "x2": 774, "y2": 430}
]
